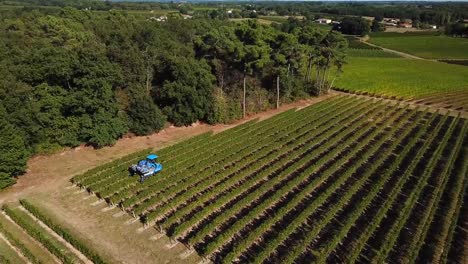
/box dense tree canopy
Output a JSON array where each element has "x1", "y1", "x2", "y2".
[
  {"x1": 445, "y1": 21, "x2": 468, "y2": 37},
  {"x1": 233, "y1": 2, "x2": 468, "y2": 26},
  {"x1": 0, "y1": 7, "x2": 348, "y2": 189},
  {"x1": 0, "y1": 105, "x2": 28, "y2": 189},
  {"x1": 127, "y1": 90, "x2": 166, "y2": 136},
  {"x1": 154, "y1": 56, "x2": 215, "y2": 126},
  {"x1": 333, "y1": 17, "x2": 371, "y2": 36}
]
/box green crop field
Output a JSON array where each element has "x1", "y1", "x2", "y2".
[
  {"x1": 258, "y1": 16, "x2": 289, "y2": 23},
  {"x1": 73, "y1": 95, "x2": 467, "y2": 264},
  {"x1": 259, "y1": 15, "x2": 306, "y2": 24},
  {"x1": 369, "y1": 32, "x2": 468, "y2": 59},
  {"x1": 229, "y1": 18, "x2": 277, "y2": 25},
  {"x1": 335, "y1": 49, "x2": 468, "y2": 100},
  {"x1": 346, "y1": 49, "x2": 400, "y2": 58}
]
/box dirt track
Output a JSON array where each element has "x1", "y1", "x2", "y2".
[{"x1": 362, "y1": 41, "x2": 430, "y2": 60}]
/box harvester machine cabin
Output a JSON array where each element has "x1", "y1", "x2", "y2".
[{"x1": 128, "y1": 154, "x2": 162, "y2": 183}]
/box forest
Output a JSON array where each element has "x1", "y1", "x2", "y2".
[{"x1": 0, "y1": 6, "x2": 347, "y2": 189}]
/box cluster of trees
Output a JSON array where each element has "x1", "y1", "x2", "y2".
[
  {"x1": 371, "y1": 19, "x2": 385, "y2": 33},
  {"x1": 332, "y1": 17, "x2": 386, "y2": 36},
  {"x1": 0, "y1": 0, "x2": 108, "y2": 9},
  {"x1": 0, "y1": 0, "x2": 173, "y2": 11},
  {"x1": 9, "y1": 1, "x2": 468, "y2": 26},
  {"x1": 0, "y1": 8, "x2": 347, "y2": 189},
  {"x1": 245, "y1": 2, "x2": 468, "y2": 26},
  {"x1": 445, "y1": 21, "x2": 468, "y2": 37},
  {"x1": 333, "y1": 17, "x2": 371, "y2": 36}
]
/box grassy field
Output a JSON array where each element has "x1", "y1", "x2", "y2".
[
  {"x1": 73, "y1": 95, "x2": 467, "y2": 264},
  {"x1": 346, "y1": 49, "x2": 400, "y2": 58},
  {"x1": 336, "y1": 49, "x2": 468, "y2": 99},
  {"x1": 368, "y1": 32, "x2": 468, "y2": 59},
  {"x1": 229, "y1": 17, "x2": 278, "y2": 25},
  {"x1": 92, "y1": 9, "x2": 178, "y2": 19},
  {"x1": 346, "y1": 36, "x2": 381, "y2": 50},
  {"x1": 259, "y1": 15, "x2": 305, "y2": 23},
  {"x1": 258, "y1": 15, "x2": 289, "y2": 23},
  {"x1": 231, "y1": 16, "x2": 314, "y2": 26}
]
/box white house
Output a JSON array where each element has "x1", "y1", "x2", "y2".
[
  {"x1": 383, "y1": 22, "x2": 398, "y2": 27},
  {"x1": 315, "y1": 18, "x2": 332, "y2": 24},
  {"x1": 383, "y1": 18, "x2": 400, "y2": 24},
  {"x1": 149, "y1": 16, "x2": 168, "y2": 22}
]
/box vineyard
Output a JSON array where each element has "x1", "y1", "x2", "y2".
[
  {"x1": 73, "y1": 95, "x2": 468, "y2": 263},
  {"x1": 408, "y1": 91, "x2": 468, "y2": 112},
  {"x1": 0, "y1": 199, "x2": 107, "y2": 263},
  {"x1": 335, "y1": 48, "x2": 468, "y2": 113}
]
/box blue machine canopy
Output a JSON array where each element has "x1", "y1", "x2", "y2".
[{"x1": 146, "y1": 154, "x2": 158, "y2": 160}]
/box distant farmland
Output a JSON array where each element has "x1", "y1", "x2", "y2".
[
  {"x1": 73, "y1": 95, "x2": 467, "y2": 264},
  {"x1": 369, "y1": 32, "x2": 468, "y2": 59},
  {"x1": 335, "y1": 49, "x2": 468, "y2": 110}
]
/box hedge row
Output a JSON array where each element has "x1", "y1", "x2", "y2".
[
  {"x1": 0, "y1": 221, "x2": 41, "y2": 264},
  {"x1": 2, "y1": 204, "x2": 76, "y2": 264},
  {"x1": 19, "y1": 199, "x2": 107, "y2": 264}
]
